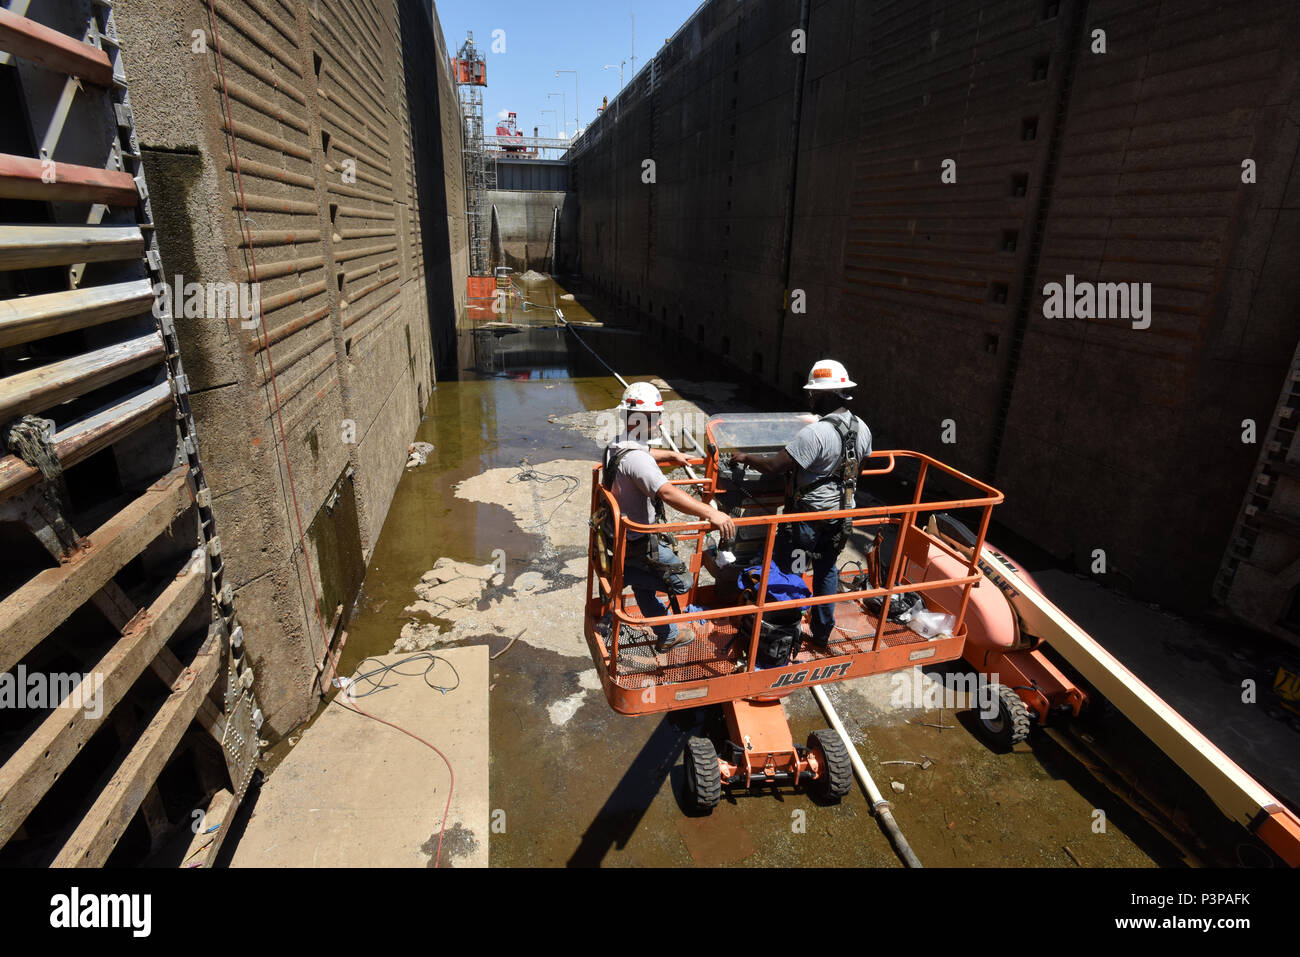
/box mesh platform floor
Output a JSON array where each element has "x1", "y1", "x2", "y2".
[{"x1": 602, "y1": 599, "x2": 936, "y2": 689}]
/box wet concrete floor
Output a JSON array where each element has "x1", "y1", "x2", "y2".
[{"x1": 254, "y1": 276, "x2": 1283, "y2": 868}]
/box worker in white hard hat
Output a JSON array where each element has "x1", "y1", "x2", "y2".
[
  {"x1": 731, "y1": 359, "x2": 871, "y2": 650},
  {"x1": 601, "y1": 381, "x2": 737, "y2": 653}
]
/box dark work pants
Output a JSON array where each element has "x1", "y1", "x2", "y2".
[
  {"x1": 622, "y1": 538, "x2": 690, "y2": 640},
  {"x1": 774, "y1": 518, "x2": 843, "y2": 643}
]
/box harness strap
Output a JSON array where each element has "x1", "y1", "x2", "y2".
[
  {"x1": 791, "y1": 415, "x2": 860, "y2": 507},
  {"x1": 601, "y1": 445, "x2": 634, "y2": 491},
  {"x1": 598, "y1": 445, "x2": 686, "y2": 579}
]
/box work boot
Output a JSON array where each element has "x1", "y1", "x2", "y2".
[{"x1": 656, "y1": 628, "x2": 696, "y2": 654}]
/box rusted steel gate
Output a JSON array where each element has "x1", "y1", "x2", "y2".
[{"x1": 0, "y1": 0, "x2": 259, "y2": 866}]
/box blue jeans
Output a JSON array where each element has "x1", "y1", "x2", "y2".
[
  {"x1": 622, "y1": 538, "x2": 691, "y2": 640},
  {"x1": 774, "y1": 519, "x2": 844, "y2": 643}
]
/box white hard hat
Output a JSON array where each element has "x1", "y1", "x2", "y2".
[
  {"x1": 803, "y1": 358, "x2": 856, "y2": 391},
  {"x1": 620, "y1": 381, "x2": 663, "y2": 410}
]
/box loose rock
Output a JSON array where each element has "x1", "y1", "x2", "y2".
[
  {"x1": 406, "y1": 442, "x2": 434, "y2": 468},
  {"x1": 416, "y1": 577, "x2": 483, "y2": 608},
  {"x1": 512, "y1": 571, "x2": 546, "y2": 593},
  {"x1": 403, "y1": 600, "x2": 443, "y2": 618}
]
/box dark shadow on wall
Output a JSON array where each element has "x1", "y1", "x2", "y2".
[{"x1": 399, "y1": 0, "x2": 459, "y2": 381}]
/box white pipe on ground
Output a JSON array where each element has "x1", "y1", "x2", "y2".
[{"x1": 811, "y1": 683, "x2": 923, "y2": 868}]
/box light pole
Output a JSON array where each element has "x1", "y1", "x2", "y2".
[
  {"x1": 540, "y1": 109, "x2": 557, "y2": 139},
  {"x1": 604, "y1": 61, "x2": 625, "y2": 92},
  {"x1": 547, "y1": 92, "x2": 567, "y2": 137},
  {"x1": 557, "y1": 69, "x2": 579, "y2": 131}
]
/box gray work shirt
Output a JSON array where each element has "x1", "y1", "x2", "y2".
[
  {"x1": 603, "y1": 440, "x2": 666, "y2": 539},
  {"x1": 785, "y1": 410, "x2": 872, "y2": 511}
]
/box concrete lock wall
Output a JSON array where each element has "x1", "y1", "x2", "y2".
[
  {"x1": 486, "y1": 189, "x2": 577, "y2": 274},
  {"x1": 115, "y1": 0, "x2": 468, "y2": 733},
  {"x1": 571, "y1": 0, "x2": 1300, "y2": 615}
]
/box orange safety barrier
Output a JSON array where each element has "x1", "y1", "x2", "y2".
[{"x1": 466, "y1": 275, "x2": 497, "y2": 301}]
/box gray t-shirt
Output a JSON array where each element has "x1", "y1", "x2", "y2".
[
  {"x1": 603, "y1": 440, "x2": 666, "y2": 539},
  {"x1": 785, "y1": 410, "x2": 872, "y2": 511}
]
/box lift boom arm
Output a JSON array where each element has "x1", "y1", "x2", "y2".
[{"x1": 980, "y1": 547, "x2": 1300, "y2": 866}]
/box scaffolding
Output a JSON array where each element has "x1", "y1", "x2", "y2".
[{"x1": 455, "y1": 33, "x2": 496, "y2": 280}]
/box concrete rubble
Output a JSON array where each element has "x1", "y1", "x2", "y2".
[{"x1": 406, "y1": 442, "x2": 436, "y2": 469}]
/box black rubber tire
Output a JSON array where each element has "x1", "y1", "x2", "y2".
[
  {"x1": 684, "y1": 736, "x2": 722, "y2": 812},
  {"x1": 978, "y1": 683, "x2": 1032, "y2": 748},
  {"x1": 807, "y1": 728, "x2": 853, "y2": 800}
]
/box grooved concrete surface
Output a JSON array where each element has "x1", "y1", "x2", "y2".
[
  {"x1": 230, "y1": 646, "x2": 489, "y2": 867},
  {"x1": 114, "y1": 0, "x2": 468, "y2": 732},
  {"x1": 570, "y1": 0, "x2": 1300, "y2": 620}
]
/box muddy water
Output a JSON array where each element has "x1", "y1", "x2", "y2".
[
  {"x1": 336, "y1": 277, "x2": 731, "y2": 673},
  {"x1": 270, "y1": 276, "x2": 1176, "y2": 867}
]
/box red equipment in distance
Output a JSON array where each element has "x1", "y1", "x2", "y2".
[{"x1": 495, "y1": 111, "x2": 527, "y2": 154}]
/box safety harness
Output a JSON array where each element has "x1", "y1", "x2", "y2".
[
  {"x1": 590, "y1": 445, "x2": 688, "y2": 609},
  {"x1": 785, "y1": 414, "x2": 860, "y2": 557}
]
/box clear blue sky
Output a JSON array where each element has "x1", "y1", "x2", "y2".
[{"x1": 434, "y1": 0, "x2": 704, "y2": 140}]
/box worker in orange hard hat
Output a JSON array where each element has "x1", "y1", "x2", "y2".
[
  {"x1": 731, "y1": 359, "x2": 872, "y2": 650},
  {"x1": 600, "y1": 382, "x2": 737, "y2": 653}
]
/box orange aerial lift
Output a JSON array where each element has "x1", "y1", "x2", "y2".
[
  {"x1": 585, "y1": 413, "x2": 1004, "y2": 806},
  {"x1": 583, "y1": 412, "x2": 1300, "y2": 865}
]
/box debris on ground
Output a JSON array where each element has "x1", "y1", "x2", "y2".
[
  {"x1": 546, "y1": 670, "x2": 603, "y2": 726},
  {"x1": 395, "y1": 621, "x2": 442, "y2": 651},
  {"x1": 890, "y1": 780, "x2": 906, "y2": 793},
  {"x1": 512, "y1": 571, "x2": 545, "y2": 593},
  {"x1": 394, "y1": 557, "x2": 543, "y2": 653},
  {"x1": 518, "y1": 269, "x2": 549, "y2": 281},
  {"x1": 422, "y1": 556, "x2": 500, "y2": 584},
  {"x1": 406, "y1": 441, "x2": 434, "y2": 468},
  {"x1": 416, "y1": 576, "x2": 482, "y2": 607},
  {"x1": 881, "y1": 757, "x2": 934, "y2": 769},
  {"x1": 490, "y1": 630, "x2": 525, "y2": 660}
]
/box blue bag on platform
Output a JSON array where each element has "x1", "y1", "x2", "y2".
[
  {"x1": 737, "y1": 564, "x2": 811, "y2": 614},
  {"x1": 736, "y1": 565, "x2": 811, "y2": 668}
]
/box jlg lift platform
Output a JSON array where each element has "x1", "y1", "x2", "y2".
[
  {"x1": 583, "y1": 412, "x2": 1300, "y2": 865},
  {"x1": 584, "y1": 413, "x2": 1003, "y2": 810}
]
